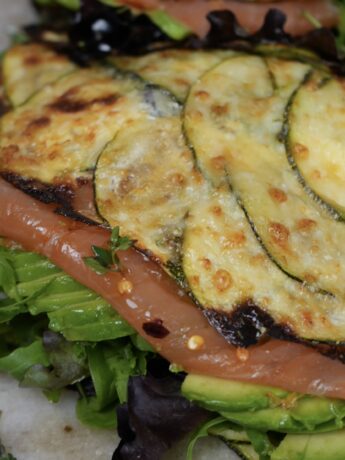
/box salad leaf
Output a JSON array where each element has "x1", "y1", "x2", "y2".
[
  {"x1": 0, "y1": 246, "x2": 134, "y2": 342},
  {"x1": 75, "y1": 340, "x2": 150, "y2": 429},
  {"x1": 21, "y1": 332, "x2": 88, "y2": 389},
  {"x1": 0, "y1": 245, "x2": 152, "y2": 430},
  {"x1": 130, "y1": 334, "x2": 154, "y2": 353},
  {"x1": 76, "y1": 397, "x2": 117, "y2": 429},
  {"x1": 186, "y1": 417, "x2": 227, "y2": 460},
  {"x1": 114, "y1": 374, "x2": 209, "y2": 460},
  {"x1": 0, "y1": 298, "x2": 26, "y2": 324},
  {"x1": 246, "y1": 430, "x2": 274, "y2": 460},
  {"x1": 0, "y1": 254, "x2": 19, "y2": 300},
  {"x1": 88, "y1": 341, "x2": 139, "y2": 407},
  {"x1": 0, "y1": 339, "x2": 49, "y2": 380},
  {"x1": 48, "y1": 300, "x2": 134, "y2": 342}
]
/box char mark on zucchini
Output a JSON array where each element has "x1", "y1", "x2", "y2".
[
  {"x1": 204, "y1": 302, "x2": 345, "y2": 363},
  {"x1": 204, "y1": 301, "x2": 277, "y2": 348},
  {"x1": 48, "y1": 90, "x2": 120, "y2": 114},
  {"x1": 204, "y1": 301, "x2": 300, "y2": 350},
  {"x1": 0, "y1": 172, "x2": 99, "y2": 226},
  {"x1": 54, "y1": 206, "x2": 99, "y2": 226},
  {"x1": 0, "y1": 171, "x2": 74, "y2": 207}
]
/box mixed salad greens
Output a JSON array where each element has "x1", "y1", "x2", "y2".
[
  {"x1": 2, "y1": 238, "x2": 345, "y2": 460},
  {"x1": 0, "y1": 241, "x2": 152, "y2": 429}
]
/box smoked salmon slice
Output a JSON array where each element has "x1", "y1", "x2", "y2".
[{"x1": 1, "y1": 177, "x2": 345, "y2": 399}]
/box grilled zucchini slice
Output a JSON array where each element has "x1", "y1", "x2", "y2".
[
  {"x1": 2, "y1": 44, "x2": 76, "y2": 107},
  {"x1": 287, "y1": 71, "x2": 345, "y2": 218},
  {"x1": 112, "y1": 50, "x2": 234, "y2": 101},
  {"x1": 95, "y1": 87, "x2": 205, "y2": 265},
  {"x1": 184, "y1": 55, "x2": 345, "y2": 299},
  {"x1": 0, "y1": 67, "x2": 147, "y2": 184},
  {"x1": 183, "y1": 186, "x2": 345, "y2": 343}
]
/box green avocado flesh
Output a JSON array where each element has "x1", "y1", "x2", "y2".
[
  {"x1": 271, "y1": 431, "x2": 345, "y2": 460},
  {"x1": 182, "y1": 375, "x2": 345, "y2": 434},
  {"x1": 183, "y1": 375, "x2": 345, "y2": 459}
]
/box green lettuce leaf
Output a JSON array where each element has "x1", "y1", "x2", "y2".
[
  {"x1": 0, "y1": 245, "x2": 152, "y2": 429},
  {"x1": 246, "y1": 429, "x2": 274, "y2": 460},
  {"x1": 76, "y1": 397, "x2": 117, "y2": 429},
  {"x1": 186, "y1": 417, "x2": 227, "y2": 460},
  {"x1": 0, "y1": 339, "x2": 49, "y2": 380},
  {"x1": 21, "y1": 332, "x2": 88, "y2": 389}
]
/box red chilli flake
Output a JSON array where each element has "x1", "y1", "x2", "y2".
[{"x1": 143, "y1": 319, "x2": 170, "y2": 339}]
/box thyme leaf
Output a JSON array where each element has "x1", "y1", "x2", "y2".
[{"x1": 84, "y1": 226, "x2": 133, "y2": 274}]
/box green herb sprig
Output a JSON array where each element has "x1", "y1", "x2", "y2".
[{"x1": 84, "y1": 226, "x2": 133, "y2": 274}]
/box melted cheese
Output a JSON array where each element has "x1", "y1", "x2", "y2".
[
  {"x1": 112, "y1": 49, "x2": 234, "y2": 101},
  {"x1": 3, "y1": 47, "x2": 345, "y2": 344},
  {"x1": 3, "y1": 44, "x2": 76, "y2": 107},
  {"x1": 95, "y1": 88, "x2": 205, "y2": 264},
  {"x1": 184, "y1": 55, "x2": 345, "y2": 300},
  {"x1": 183, "y1": 186, "x2": 345, "y2": 342},
  {"x1": 0, "y1": 68, "x2": 145, "y2": 183},
  {"x1": 288, "y1": 72, "x2": 345, "y2": 217}
]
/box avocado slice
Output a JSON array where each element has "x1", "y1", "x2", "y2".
[
  {"x1": 271, "y1": 430, "x2": 345, "y2": 460},
  {"x1": 182, "y1": 374, "x2": 289, "y2": 412},
  {"x1": 182, "y1": 375, "x2": 345, "y2": 433}
]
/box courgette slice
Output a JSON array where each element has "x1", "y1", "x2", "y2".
[
  {"x1": 2, "y1": 43, "x2": 76, "y2": 107},
  {"x1": 184, "y1": 55, "x2": 345, "y2": 300},
  {"x1": 0, "y1": 67, "x2": 148, "y2": 184},
  {"x1": 112, "y1": 49, "x2": 234, "y2": 101},
  {"x1": 95, "y1": 87, "x2": 205, "y2": 265},
  {"x1": 287, "y1": 71, "x2": 345, "y2": 218},
  {"x1": 182, "y1": 186, "x2": 345, "y2": 343}
]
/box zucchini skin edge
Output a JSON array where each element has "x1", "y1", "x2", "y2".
[
  {"x1": 282, "y1": 71, "x2": 345, "y2": 222},
  {"x1": 204, "y1": 301, "x2": 345, "y2": 362}
]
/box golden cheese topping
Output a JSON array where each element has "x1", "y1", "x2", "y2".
[
  {"x1": 112, "y1": 49, "x2": 234, "y2": 101},
  {"x1": 288, "y1": 72, "x2": 345, "y2": 218},
  {"x1": 184, "y1": 55, "x2": 345, "y2": 300},
  {"x1": 183, "y1": 186, "x2": 345, "y2": 342},
  {"x1": 3, "y1": 44, "x2": 76, "y2": 107},
  {"x1": 3, "y1": 46, "x2": 345, "y2": 345},
  {"x1": 95, "y1": 87, "x2": 205, "y2": 265},
  {"x1": 0, "y1": 68, "x2": 145, "y2": 184}
]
